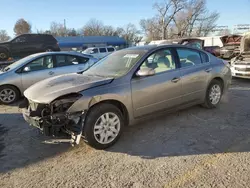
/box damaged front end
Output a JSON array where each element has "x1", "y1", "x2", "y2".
[{"x1": 20, "y1": 93, "x2": 86, "y2": 145}]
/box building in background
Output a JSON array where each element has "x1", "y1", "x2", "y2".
[{"x1": 56, "y1": 36, "x2": 127, "y2": 51}]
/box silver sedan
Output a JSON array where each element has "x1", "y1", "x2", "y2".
[{"x1": 0, "y1": 51, "x2": 98, "y2": 104}]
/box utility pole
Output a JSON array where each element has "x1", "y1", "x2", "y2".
[{"x1": 64, "y1": 19, "x2": 67, "y2": 36}]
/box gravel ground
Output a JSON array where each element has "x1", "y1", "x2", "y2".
[{"x1": 0, "y1": 78, "x2": 250, "y2": 188}]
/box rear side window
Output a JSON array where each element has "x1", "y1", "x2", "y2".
[
  {"x1": 176, "y1": 48, "x2": 202, "y2": 68},
  {"x1": 56, "y1": 55, "x2": 81, "y2": 67},
  {"x1": 99, "y1": 48, "x2": 107, "y2": 53},
  {"x1": 107, "y1": 47, "x2": 115, "y2": 52},
  {"x1": 200, "y1": 52, "x2": 209, "y2": 63}
]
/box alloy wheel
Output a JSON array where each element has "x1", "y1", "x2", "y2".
[
  {"x1": 209, "y1": 84, "x2": 221, "y2": 105},
  {"x1": 93, "y1": 112, "x2": 121, "y2": 144},
  {"x1": 0, "y1": 88, "x2": 16, "y2": 103}
]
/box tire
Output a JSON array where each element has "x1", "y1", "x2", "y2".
[
  {"x1": 0, "y1": 49, "x2": 9, "y2": 61},
  {"x1": 83, "y1": 103, "x2": 124, "y2": 149},
  {"x1": 0, "y1": 85, "x2": 20, "y2": 105},
  {"x1": 202, "y1": 80, "x2": 223, "y2": 109}
]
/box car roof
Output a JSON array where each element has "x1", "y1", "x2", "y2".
[
  {"x1": 32, "y1": 51, "x2": 95, "y2": 58},
  {"x1": 125, "y1": 44, "x2": 204, "y2": 52}
]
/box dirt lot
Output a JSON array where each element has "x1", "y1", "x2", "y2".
[{"x1": 0, "y1": 78, "x2": 250, "y2": 188}]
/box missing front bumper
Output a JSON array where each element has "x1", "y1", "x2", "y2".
[{"x1": 22, "y1": 108, "x2": 86, "y2": 146}]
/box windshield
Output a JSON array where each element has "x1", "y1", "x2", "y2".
[
  {"x1": 3, "y1": 54, "x2": 37, "y2": 72},
  {"x1": 84, "y1": 49, "x2": 146, "y2": 77}
]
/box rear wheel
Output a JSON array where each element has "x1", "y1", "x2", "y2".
[
  {"x1": 83, "y1": 103, "x2": 124, "y2": 149},
  {"x1": 202, "y1": 80, "x2": 223, "y2": 108},
  {"x1": 0, "y1": 85, "x2": 20, "y2": 105},
  {"x1": 0, "y1": 49, "x2": 9, "y2": 61}
]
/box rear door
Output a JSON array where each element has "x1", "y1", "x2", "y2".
[
  {"x1": 21, "y1": 55, "x2": 56, "y2": 90},
  {"x1": 176, "y1": 48, "x2": 211, "y2": 104},
  {"x1": 53, "y1": 54, "x2": 90, "y2": 75}
]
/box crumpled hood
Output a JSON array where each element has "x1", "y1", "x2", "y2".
[
  {"x1": 240, "y1": 34, "x2": 250, "y2": 53},
  {"x1": 220, "y1": 35, "x2": 241, "y2": 46},
  {"x1": 24, "y1": 73, "x2": 113, "y2": 104}
]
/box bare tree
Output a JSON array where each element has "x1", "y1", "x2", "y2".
[
  {"x1": 140, "y1": 17, "x2": 162, "y2": 41},
  {"x1": 13, "y1": 18, "x2": 31, "y2": 36},
  {"x1": 83, "y1": 19, "x2": 105, "y2": 36},
  {"x1": 50, "y1": 22, "x2": 67, "y2": 36},
  {"x1": 195, "y1": 11, "x2": 219, "y2": 37},
  {"x1": 116, "y1": 23, "x2": 141, "y2": 45},
  {"x1": 153, "y1": 0, "x2": 185, "y2": 39},
  {"x1": 173, "y1": 0, "x2": 219, "y2": 37},
  {"x1": 142, "y1": 0, "x2": 219, "y2": 40},
  {"x1": 0, "y1": 30, "x2": 11, "y2": 42}
]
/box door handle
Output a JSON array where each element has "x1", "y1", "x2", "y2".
[
  {"x1": 171, "y1": 77, "x2": 180, "y2": 83},
  {"x1": 48, "y1": 71, "x2": 54, "y2": 75},
  {"x1": 78, "y1": 67, "x2": 84, "y2": 70},
  {"x1": 205, "y1": 68, "x2": 212, "y2": 73}
]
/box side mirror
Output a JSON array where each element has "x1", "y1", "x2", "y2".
[
  {"x1": 23, "y1": 66, "x2": 31, "y2": 72},
  {"x1": 136, "y1": 68, "x2": 155, "y2": 77}
]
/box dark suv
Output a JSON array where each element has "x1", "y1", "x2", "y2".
[{"x1": 0, "y1": 34, "x2": 60, "y2": 61}]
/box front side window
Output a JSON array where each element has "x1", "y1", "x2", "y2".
[
  {"x1": 13, "y1": 36, "x2": 27, "y2": 43},
  {"x1": 23, "y1": 56, "x2": 54, "y2": 72},
  {"x1": 139, "y1": 49, "x2": 176, "y2": 74},
  {"x1": 177, "y1": 48, "x2": 202, "y2": 68}
]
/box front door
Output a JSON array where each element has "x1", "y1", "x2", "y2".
[
  {"x1": 131, "y1": 48, "x2": 182, "y2": 118},
  {"x1": 21, "y1": 55, "x2": 56, "y2": 91},
  {"x1": 176, "y1": 48, "x2": 211, "y2": 104},
  {"x1": 10, "y1": 35, "x2": 33, "y2": 57}
]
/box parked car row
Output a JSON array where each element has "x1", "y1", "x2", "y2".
[{"x1": 15, "y1": 44, "x2": 231, "y2": 149}]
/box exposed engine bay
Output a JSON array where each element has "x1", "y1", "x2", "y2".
[{"x1": 19, "y1": 94, "x2": 85, "y2": 145}]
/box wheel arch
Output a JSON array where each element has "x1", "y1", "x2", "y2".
[
  {"x1": 0, "y1": 84, "x2": 21, "y2": 96},
  {"x1": 207, "y1": 77, "x2": 225, "y2": 93},
  {"x1": 87, "y1": 99, "x2": 129, "y2": 126}
]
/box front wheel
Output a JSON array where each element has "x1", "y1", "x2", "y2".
[
  {"x1": 202, "y1": 80, "x2": 223, "y2": 108},
  {"x1": 83, "y1": 103, "x2": 124, "y2": 149}
]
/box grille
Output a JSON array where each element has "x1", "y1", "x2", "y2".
[
  {"x1": 235, "y1": 62, "x2": 250, "y2": 65},
  {"x1": 235, "y1": 67, "x2": 250, "y2": 72},
  {"x1": 236, "y1": 73, "x2": 250, "y2": 76}
]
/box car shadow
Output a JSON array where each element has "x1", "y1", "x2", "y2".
[
  {"x1": 108, "y1": 85, "x2": 250, "y2": 159},
  {"x1": 0, "y1": 113, "x2": 71, "y2": 173}
]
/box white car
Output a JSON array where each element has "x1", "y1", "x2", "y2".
[
  {"x1": 82, "y1": 46, "x2": 116, "y2": 59},
  {"x1": 230, "y1": 34, "x2": 250, "y2": 79}
]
